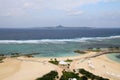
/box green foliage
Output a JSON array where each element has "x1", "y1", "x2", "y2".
[
  {"x1": 60, "y1": 71, "x2": 81, "y2": 80},
  {"x1": 0, "y1": 54, "x2": 4, "y2": 56},
  {"x1": 81, "y1": 76, "x2": 88, "y2": 80},
  {"x1": 74, "y1": 50, "x2": 86, "y2": 54},
  {"x1": 73, "y1": 69, "x2": 76, "y2": 73},
  {"x1": 0, "y1": 55, "x2": 6, "y2": 63},
  {"x1": 115, "y1": 47, "x2": 119, "y2": 50},
  {"x1": 88, "y1": 47, "x2": 93, "y2": 51},
  {"x1": 65, "y1": 59, "x2": 73, "y2": 62},
  {"x1": 54, "y1": 58, "x2": 57, "y2": 61},
  {"x1": 0, "y1": 56, "x2": 5, "y2": 63},
  {"x1": 87, "y1": 47, "x2": 101, "y2": 52},
  {"x1": 79, "y1": 69, "x2": 109, "y2": 80},
  {"x1": 0, "y1": 58, "x2": 3, "y2": 63},
  {"x1": 108, "y1": 46, "x2": 120, "y2": 51},
  {"x1": 11, "y1": 53, "x2": 20, "y2": 57},
  {"x1": 49, "y1": 60, "x2": 59, "y2": 65},
  {"x1": 36, "y1": 71, "x2": 58, "y2": 80}
]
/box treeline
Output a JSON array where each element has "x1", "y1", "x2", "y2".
[
  {"x1": 60, "y1": 71, "x2": 81, "y2": 80},
  {"x1": 36, "y1": 69, "x2": 109, "y2": 80}
]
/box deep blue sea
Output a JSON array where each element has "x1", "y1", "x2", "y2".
[{"x1": 0, "y1": 28, "x2": 120, "y2": 62}]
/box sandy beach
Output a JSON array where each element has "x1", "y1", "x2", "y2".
[
  {"x1": 0, "y1": 52, "x2": 120, "y2": 80},
  {"x1": 0, "y1": 57, "x2": 55, "y2": 80},
  {"x1": 70, "y1": 53, "x2": 120, "y2": 80}
]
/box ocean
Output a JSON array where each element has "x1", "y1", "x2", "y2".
[{"x1": 0, "y1": 28, "x2": 120, "y2": 62}]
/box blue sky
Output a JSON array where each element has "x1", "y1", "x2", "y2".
[{"x1": 0, "y1": 0, "x2": 120, "y2": 28}]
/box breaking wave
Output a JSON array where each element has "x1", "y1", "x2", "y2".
[{"x1": 0, "y1": 35, "x2": 120, "y2": 44}]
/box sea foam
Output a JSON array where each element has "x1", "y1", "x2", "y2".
[{"x1": 0, "y1": 35, "x2": 120, "y2": 44}]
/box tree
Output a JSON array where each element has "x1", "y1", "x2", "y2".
[
  {"x1": 54, "y1": 58, "x2": 57, "y2": 61},
  {"x1": 88, "y1": 47, "x2": 93, "y2": 51},
  {"x1": 81, "y1": 76, "x2": 88, "y2": 80},
  {"x1": 115, "y1": 47, "x2": 119, "y2": 50},
  {"x1": 96, "y1": 47, "x2": 101, "y2": 52},
  {"x1": 60, "y1": 71, "x2": 81, "y2": 80},
  {"x1": 73, "y1": 69, "x2": 76, "y2": 73},
  {"x1": 50, "y1": 58, "x2": 53, "y2": 61}
]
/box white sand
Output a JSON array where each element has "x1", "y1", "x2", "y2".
[
  {"x1": 70, "y1": 52, "x2": 120, "y2": 80},
  {"x1": 0, "y1": 52, "x2": 120, "y2": 80},
  {"x1": 0, "y1": 57, "x2": 55, "y2": 80}
]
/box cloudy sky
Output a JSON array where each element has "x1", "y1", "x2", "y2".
[{"x1": 0, "y1": 0, "x2": 120, "y2": 28}]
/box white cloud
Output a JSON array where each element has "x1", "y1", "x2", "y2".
[
  {"x1": 3, "y1": 8, "x2": 26, "y2": 16},
  {"x1": 0, "y1": 0, "x2": 119, "y2": 16},
  {"x1": 20, "y1": 0, "x2": 119, "y2": 13},
  {"x1": 101, "y1": 0, "x2": 120, "y2": 2},
  {"x1": 23, "y1": 2, "x2": 33, "y2": 8},
  {"x1": 67, "y1": 10, "x2": 84, "y2": 16}
]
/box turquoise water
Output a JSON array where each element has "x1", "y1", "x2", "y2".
[
  {"x1": 0, "y1": 36, "x2": 120, "y2": 63},
  {"x1": 107, "y1": 53, "x2": 120, "y2": 63},
  {"x1": 0, "y1": 43, "x2": 82, "y2": 57}
]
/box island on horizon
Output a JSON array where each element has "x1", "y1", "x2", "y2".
[{"x1": 32, "y1": 25, "x2": 92, "y2": 30}]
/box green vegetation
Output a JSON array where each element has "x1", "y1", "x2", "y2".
[
  {"x1": 87, "y1": 47, "x2": 101, "y2": 52},
  {"x1": 24, "y1": 54, "x2": 33, "y2": 57},
  {"x1": 49, "y1": 58, "x2": 59, "y2": 65},
  {"x1": 36, "y1": 71, "x2": 58, "y2": 80},
  {"x1": 81, "y1": 76, "x2": 88, "y2": 80},
  {"x1": 108, "y1": 46, "x2": 120, "y2": 51},
  {"x1": 60, "y1": 71, "x2": 81, "y2": 80},
  {"x1": 23, "y1": 53, "x2": 40, "y2": 57},
  {"x1": 0, "y1": 54, "x2": 6, "y2": 63},
  {"x1": 11, "y1": 53, "x2": 20, "y2": 57},
  {"x1": 74, "y1": 50, "x2": 86, "y2": 54},
  {"x1": 65, "y1": 59, "x2": 73, "y2": 62},
  {"x1": 0, "y1": 57, "x2": 4, "y2": 63},
  {"x1": 79, "y1": 69, "x2": 109, "y2": 80},
  {"x1": 0, "y1": 54, "x2": 4, "y2": 57},
  {"x1": 49, "y1": 60, "x2": 59, "y2": 65},
  {"x1": 115, "y1": 47, "x2": 120, "y2": 50},
  {"x1": 88, "y1": 47, "x2": 93, "y2": 51},
  {"x1": 36, "y1": 69, "x2": 109, "y2": 80},
  {"x1": 49, "y1": 58, "x2": 72, "y2": 65}
]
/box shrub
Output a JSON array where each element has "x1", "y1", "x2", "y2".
[
  {"x1": 81, "y1": 76, "x2": 88, "y2": 80},
  {"x1": 60, "y1": 71, "x2": 81, "y2": 80},
  {"x1": 36, "y1": 71, "x2": 58, "y2": 80},
  {"x1": 79, "y1": 69, "x2": 109, "y2": 80},
  {"x1": 65, "y1": 59, "x2": 73, "y2": 62},
  {"x1": 49, "y1": 60, "x2": 59, "y2": 65}
]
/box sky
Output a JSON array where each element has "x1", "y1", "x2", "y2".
[{"x1": 0, "y1": 0, "x2": 120, "y2": 28}]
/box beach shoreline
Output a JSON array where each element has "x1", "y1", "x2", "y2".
[{"x1": 0, "y1": 51, "x2": 120, "y2": 80}]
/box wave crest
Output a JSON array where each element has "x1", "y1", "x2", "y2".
[{"x1": 0, "y1": 35, "x2": 120, "y2": 44}]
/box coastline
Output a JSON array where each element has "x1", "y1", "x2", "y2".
[{"x1": 0, "y1": 52, "x2": 120, "y2": 80}]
